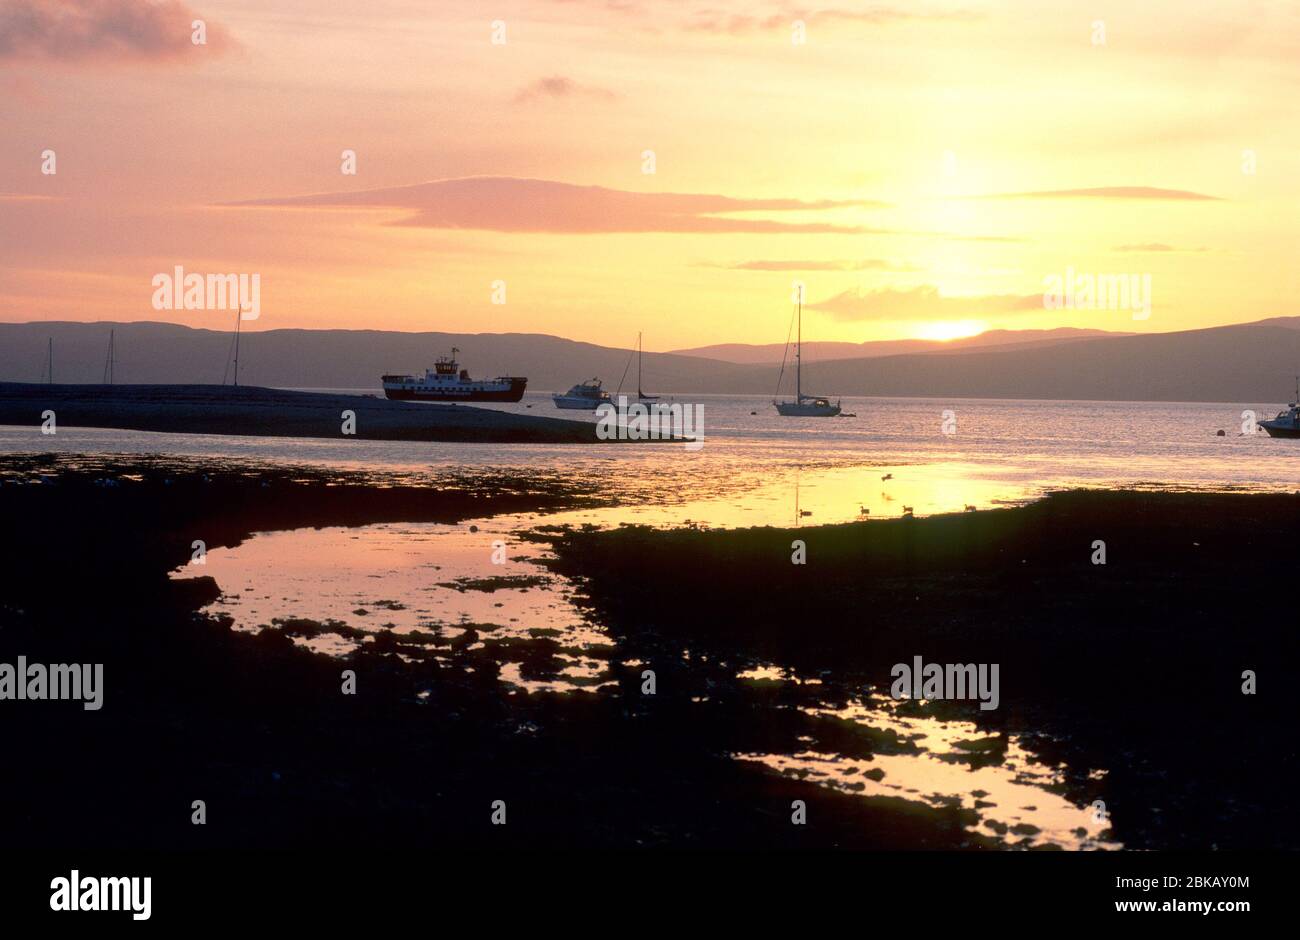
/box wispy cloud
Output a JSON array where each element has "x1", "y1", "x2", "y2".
[
  {"x1": 962, "y1": 186, "x2": 1220, "y2": 201},
  {"x1": 698, "y1": 258, "x2": 921, "y2": 271},
  {"x1": 807, "y1": 285, "x2": 1041, "y2": 321},
  {"x1": 0, "y1": 0, "x2": 237, "y2": 64},
  {"x1": 229, "y1": 176, "x2": 884, "y2": 235},
  {"x1": 1113, "y1": 243, "x2": 1208, "y2": 252},
  {"x1": 513, "y1": 75, "x2": 617, "y2": 104},
  {"x1": 0, "y1": 191, "x2": 60, "y2": 202},
  {"x1": 685, "y1": 6, "x2": 983, "y2": 35}
]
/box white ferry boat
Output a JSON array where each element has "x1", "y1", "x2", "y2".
[{"x1": 382, "y1": 348, "x2": 527, "y2": 402}]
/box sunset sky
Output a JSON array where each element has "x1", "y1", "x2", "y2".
[{"x1": 2, "y1": 0, "x2": 1298, "y2": 349}]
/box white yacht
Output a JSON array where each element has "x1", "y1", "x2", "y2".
[
  {"x1": 552, "y1": 378, "x2": 611, "y2": 410},
  {"x1": 1261, "y1": 377, "x2": 1300, "y2": 438}
]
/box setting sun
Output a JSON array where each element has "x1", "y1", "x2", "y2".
[{"x1": 913, "y1": 320, "x2": 989, "y2": 342}]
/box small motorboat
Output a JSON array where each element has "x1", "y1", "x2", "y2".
[
  {"x1": 1260, "y1": 377, "x2": 1300, "y2": 438},
  {"x1": 553, "y1": 378, "x2": 611, "y2": 410}
]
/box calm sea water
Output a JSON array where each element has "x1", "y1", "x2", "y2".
[{"x1": 3, "y1": 392, "x2": 1295, "y2": 526}]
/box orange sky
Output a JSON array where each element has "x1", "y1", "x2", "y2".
[{"x1": 2, "y1": 0, "x2": 1298, "y2": 348}]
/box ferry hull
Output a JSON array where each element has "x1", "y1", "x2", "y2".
[{"x1": 384, "y1": 378, "x2": 527, "y2": 403}]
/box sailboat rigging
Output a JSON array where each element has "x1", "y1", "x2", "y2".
[
  {"x1": 773, "y1": 288, "x2": 841, "y2": 417},
  {"x1": 102, "y1": 329, "x2": 116, "y2": 385},
  {"x1": 40, "y1": 337, "x2": 53, "y2": 384},
  {"x1": 616, "y1": 332, "x2": 662, "y2": 402}
]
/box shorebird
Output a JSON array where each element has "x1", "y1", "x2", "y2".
[
  {"x1": 859, "y1": 506, "x2": 869, "y2": 515},
  {"x1": 964, "y1": 504, "x2": 976, "y2": 512},
  {"x1": 902, "y1": 505, "x2": 914, "y2": 516},
  {"x1": 881, "y1": 473, "x2": 893, "y2": 481}
]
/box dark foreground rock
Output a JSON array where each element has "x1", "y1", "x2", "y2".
[
  {"x1": 3, "y1": 459, "x2": 1293, "y2": 851},
  {"x1": 545, "y1": 490, "x2": 1300, "y2": 850},
  {"x1": 0, "y1": 457, "x2": 982, "y2": 851}
]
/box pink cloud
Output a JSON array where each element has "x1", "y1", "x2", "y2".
[
  {"x1": 686, "y1": 6, "x2": 983, "y2": 35},
  {"x1": 964, "y1": 187, "x2": 1220, "y2": 201},
  {"x1": 228, "y1": 176, "x2": 885, "y2": 235},
  {"x1": 514, "y1": 75, "x2": 617, "y2": 104},
  {"x1": 0, "y1": 0, "x2": 237, "y2": 64}
]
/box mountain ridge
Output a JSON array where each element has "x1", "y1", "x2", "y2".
[
  {"x1": 669, "y1": 327, "x2": 1132, "y2": 364},
  {"x1": 2, "y1": 318, "x2": 1298, "y2": 403}
]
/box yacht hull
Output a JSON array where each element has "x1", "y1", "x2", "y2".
[
  {"x1": 775, "y1": 401, "x2": 841, "y2": 417},
  {"x1": 552, "y1": 395, "x2": 606, "y2": 410}
]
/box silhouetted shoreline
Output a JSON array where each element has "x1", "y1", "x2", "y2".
[
  {"x1": 0, "y1": 383, "x2": 599, "y2": 443},
  {"x1": 546, "y1": 490, "x2": 1298, "y2": 849},
  {"x1": 0, "y1": 457, "x2": 1293, "y2": 850}
]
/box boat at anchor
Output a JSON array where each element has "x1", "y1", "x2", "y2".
[
  {"x1": 1260, "y1": 376, "x2": 1300, "y2": 438},
  {"x1": 382, "y1": 348, "x2": 526, "y2": 402},
  {"x1": 774, "y1": 291, "x2": 842, "y2": 417},
  {"x1": 552, "y1": 378, "x2": 611, "y2": 410}
]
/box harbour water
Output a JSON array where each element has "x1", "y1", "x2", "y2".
[{"x1": 2, "y1": 393, "x2": 1296, "y2": 527}]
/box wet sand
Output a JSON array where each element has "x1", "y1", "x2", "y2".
[
  {"x1": 0, "y1": 458, "x2": 1293, "y2": 850},
  {"x1": 0, "y1": 382, "x2": 600, "y2": 443}
]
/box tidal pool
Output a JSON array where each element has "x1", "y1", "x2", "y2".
[{"x1": 168, "y1": 471, "x2": 1121, "y2": 850}]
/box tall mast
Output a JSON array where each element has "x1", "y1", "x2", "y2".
[
  {"x1": 103, "y1": 329, "x2": 115, "y2": 384},
  {"x1": 233, "y1": 308, "x2": 241, "y2": 387},
  {"x1": 796, "y1": 288, "x2": 802, "y2": 401}
]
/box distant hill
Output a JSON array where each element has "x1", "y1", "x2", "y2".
[
  {"x1": 785, "y1": 320, "x2": 1300, "y2": 404},
  {"x1": 0, "y1": 321, "x2": 756, "y2": 394},
  {"x1": 2, "y1": 319, "x2": 1299, "y2": 403},
  {"x1": 669, "y1": 327, "x2": 1130, "y2": 364}
]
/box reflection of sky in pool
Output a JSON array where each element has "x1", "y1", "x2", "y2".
[{"x1": 171, "y1": 495, "x2": 1122, "y2": 850}]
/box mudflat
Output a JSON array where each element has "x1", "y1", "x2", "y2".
[{"x1": 0, "y1": 459, "x2": 1293, "y2": 850}]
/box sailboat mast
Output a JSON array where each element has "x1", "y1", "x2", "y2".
[
  {"x1": 233, "y1": 308, "x2": 241, "y2": 387},
  {"x1": 637, "y1": 332, "x2": 643, "y2": 397},
  {"x1": 796, "y1": 289, "x2": 802, "y2": 401},
  {"x1": 103, "y1": 329, "x2": 115, "y2": 384}
]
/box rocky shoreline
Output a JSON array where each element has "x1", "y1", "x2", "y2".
[{"x1": 1, "y1": 457, "x2": 1293, "y2": 850}]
